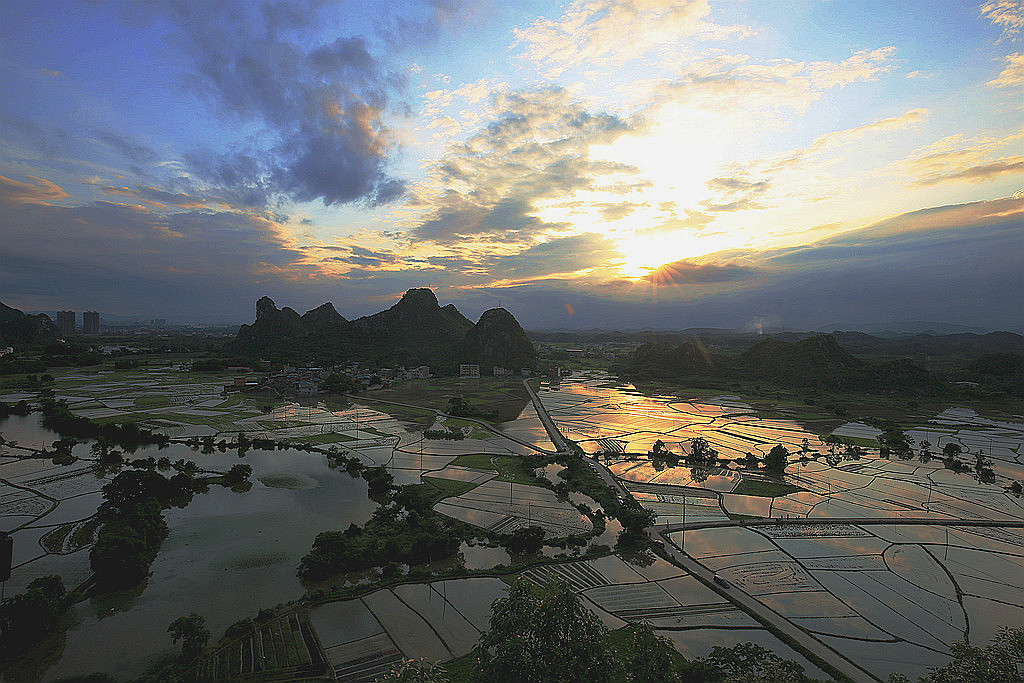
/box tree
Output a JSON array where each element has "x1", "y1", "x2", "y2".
[
  {"x1": 225, "y1": 463, "x2": 252, "y2": 485},
  {"x1": 476, "y1": 578, "x2": 613, "y2": 683},
  {"x1": 919, "y1": 440, "x2": 932, "y2": 463},
  {"x1": 377, "y1": 658, "x2": 449, "y2": 682},
  {"x1": 506, "y1": 526, "x2": 545, "y2": 555},
  {"x1": 363, "y1": 465, "x2": 394, "y2": 496},
  {"x1": 878, "y1": 428, "x2": 914, "y2": 460},
  {"x1": 615, "y1": 622, "x2": 683, "y2": 682},
  {"x1": 742, "y1": 452, "x2": 760, "y2": 470},
  {"x1": 887, "y1": 626, "x2": 1024, "y2": 683},
  {"x1": 0, "y1": 575, "x2": 69, "y2": 657},
  {"x1": 649, "y1": 439, "x2": 679, "y2": 468},
  {"x1": 168, "y1": 612, "x2": 210, "y2": 662},
  {"x1": 822, "y1": 434, "x2": 842, "y2": 455},
  {"x1": 942, "y1": 442, "x2": 964, "y2": 469},
  {"x1": 974, "y1": 452, "x2": 996, "y2": 484},
  {"x1": 687, "y1": 437, "x2": 719, "y2": 468},
  {"x1": 705, "y1": 642, "x2": 807, "y2": 682},
  {"x1": 764, "y1": 445, "x2": 789, "y2": 475}
]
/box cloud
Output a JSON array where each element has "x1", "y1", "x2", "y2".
[
  {"x1": 644, "y1": 259, "x2": 760, "y2": 285},
  {"x1": 0, "y1": 175, "x2": 69, "y2": 204},
  {"x1": 597, "y1": 200, "x2": 646, "y2": 220},
  {"x1": 900, "y1": 128, "x2": 1024, "y2": 186},
  {"x1": 480, "y1": 198, "x2": 1023, "y2": 331},
  {"x1": 0, "y1": 176, "x2": 322, "y2": 318},
  {"x1": 514, "y1": 0, "x2": 749, "y2": 77},
  {"x1": 652, "y1": 48, "x2": 896, "y2": 118},
  {"x1": 100, "y1": 185, "x2": 207, "y2": 209},
  {"x1": 914, "y1": 157, "x2": 1024, "y2": 184},
  {"x1": 483, "y1": 232, "x2": 621, "y2": 280},
  {"x1": 152, "y1": 2, "x2": 405, "y2": 207},
  {"x1": 982, "y1": 0, "x2": 1024, "y2": 41},
  {"x1": 769, "y1": 108, "x2": 928, "y2": 171},
  {"x1": 989, "y1": 52, "x2": 1024, "y2": 87},
  {"x1": 325, "y1": 245, "x2": 403, "y2": 268},
  {"x1": 409, "y1": 87, "x2": 640, "y2": 244},
  {"x1": 701, "y1": 175, "x2": 771, "y2": 212},
  {"x1": 94, "y1": 130, "x2": 158, "y2": 164}
]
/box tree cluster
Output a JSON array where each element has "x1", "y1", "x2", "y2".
[
  {"x1": 446, "y1": 394, "x2": 498, "y2": 421},
  {"x1": 0, "y1": 575, "x2": 69, "y2": 659},
  {"x1": 90, "y1": 468, "x2": 210, "y2": 591},
  {"x1": 298, "y1": 481, "x2": 466, "y2": 581},
  {"x1": 40, "y1": 397, "x2": 169, "y2": 452},
  {"x1": 471, "y1": 578, "x2": 819, "y2": 683}
]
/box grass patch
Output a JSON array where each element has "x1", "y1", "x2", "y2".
[
  {"x1": 452, "y1": 454, "x2": 538, "y2": 485},
  {"x1": 444, "y1": 651, "x2": 480, "y2": 683},
  {"x1": 133, "y1": 396, "x2": 172, "y2": 407},
  {"x1": 733, "y1": 479, "x2": 805, "y2": 498},
  {"x1": 422, "y1": 476, "x2": 481, "y2": 499},
  {"x1": 361, "y1": 378, "x2": 531, "y2": 423},
  {"x1": 41, "y1": 525, "x2": 74, "y2": 553},
  {"x1": 443, "y1": 418, "x2": 493, "y2": 439},
  {"x1": 303, "y1": 433, "x2": 356, "y2": 444},
  {"x1": 453, "y1": 453, "x2": 499, "y2": 470}
]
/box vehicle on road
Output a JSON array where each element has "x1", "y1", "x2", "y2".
[{"x1": 713, "y1": 575, "x2": 731, "y2": 589}]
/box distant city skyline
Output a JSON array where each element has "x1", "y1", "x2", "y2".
[{"x1": 2, "y1": 1, "x2": 1022, "y2": 330}]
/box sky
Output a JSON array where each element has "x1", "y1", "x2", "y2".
[{"x1": 1, "y1": 0, "x2": 1022, "y2": 331}]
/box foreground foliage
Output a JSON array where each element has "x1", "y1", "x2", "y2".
[
  {"x1": 464, "y1": 578, "x2": 819, "y2": 683},
  {"x1": 475, "y1": 578, "x2": 614, "y2": 683},
  {"x1": 888, "y1": 626, "x2": 1024, "y2": 683}
]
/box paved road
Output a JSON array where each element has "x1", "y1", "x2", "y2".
[{"x1": 521, "y1": 379, "x2": 570, "y2": 454}]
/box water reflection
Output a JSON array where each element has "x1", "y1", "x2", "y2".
[{"x1": 1, "y1": 416, "x2": 377, "y2": 681}]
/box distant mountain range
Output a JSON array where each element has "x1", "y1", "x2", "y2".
[
  {"x1": 615, "y1": 333, "x2": 1024, "y2": 396},
  {"x1": 228, "y1": 288, "x2": 539, "y2": 372}
]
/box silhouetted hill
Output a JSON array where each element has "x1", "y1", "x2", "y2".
[
  {"x1": 229, "y1": 289, "x2": 538, "y2": 373},
  {"x1": 770, "y1": 330, "x2": 1023, "y2": 359},
  {"x1": 740, "y1": 335, "x2": 867, "y2": 389},
  {"x1": 0, "y1": 301, "x2": 58, "y2": 347},
  {"x1": 617, "y1": 333, "x2": 942, "y2": 393},
  {"x1": 964, "y1": 352, "x2": 1024, "y2": 397},
  {"x1": 460, "y1": 308, "x2": 539, "y2": 372},
  {"x1": 346, "y1": 288, "x2": 473, "y2": 368}
]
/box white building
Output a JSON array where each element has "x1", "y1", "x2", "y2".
[{"x1": 460, "y1": 364, "x2": 480, "y2": 378}]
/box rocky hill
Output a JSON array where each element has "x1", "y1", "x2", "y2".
[
  {"x1": 460, "y1": 307, "x2": 538, "y2": 372},
  {"x1": 229, "y1": 289, "x2": 538, "y2": 373},
  {"x1": 0, "y1": 301, "x2": 58, "y2": 347}
]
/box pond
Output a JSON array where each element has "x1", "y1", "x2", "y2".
[{"x1": 1, "y1": 415, "x2": 376, "y2": 681}]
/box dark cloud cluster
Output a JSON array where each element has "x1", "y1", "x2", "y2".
[
  {"x1": 0, "y1": 182, "x2": 320, "y2": 319},
  {"x1": 153, "y1": 1, "x2": 407, "y2": 207}
]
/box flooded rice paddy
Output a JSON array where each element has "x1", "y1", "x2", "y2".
[{"x1": 2, "y1": 367, "x2": 1022, "y2": 681}]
